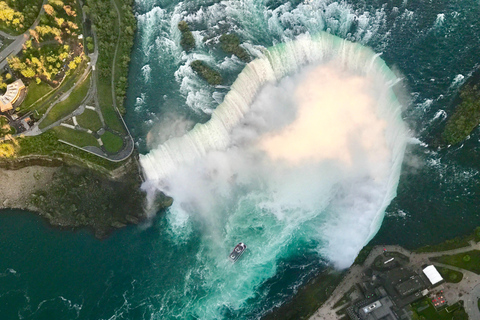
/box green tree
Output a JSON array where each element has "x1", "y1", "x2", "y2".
[
  {"x1": 443, "y1": 85, "x2": 480, "y2": 145},
  {"x1": 219, "y1": 34, "x2": 250, "y2": 62},
  {"x1": 21, "y1": 67, "x2": 36, "y2": 78},
  {"x1": 43, "y1": 4, "x2": 55, "y2": 16},
  {"x1": 178, "y1": 21, "x2": 195, "y2": 52}
]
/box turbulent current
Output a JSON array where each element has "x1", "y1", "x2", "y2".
[
  {"x1": 2, "y1": 0, "x2": 480, "y2": 319},
  {"x1": 140, "y1": 32, "x2": 408, "y2": 316},
  {"x1": 140, "y1": 33, "x2": 408, "y2": 269},
  {"x1": 138, "y1": 31, "x2": 409, "y2": 317}
]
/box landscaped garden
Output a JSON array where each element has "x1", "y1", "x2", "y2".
[
  {"x1": 435, "y1": 266, "x2": 463, "y2": 283},
  {"x1": 431, "y1": 250, "x2": 480, "y2": 274},
  {"x1": 39, "y1": 72, "x2": 91, "y2": 129},
  {"x1": 411, "y1": 298, "x2": 468, "y2": 320},
  {"x1": 52, "y1": 125, "x2": 99, "y2": 147},
  {"x1": 76, "y1": 108, "x2": 102, "y2": 132},
  {"x1": 0, "y1": 0, "x2": 44, "y2": 34},
  {"x1": 8, "y1": 0, "x2": 84, "y2": 86},
  {"x1": 0, "y1": 0, "x2": 135, "y2": 167},
  {"x1": 101, "y1": 130, "x2": 123, "y2": 153}
]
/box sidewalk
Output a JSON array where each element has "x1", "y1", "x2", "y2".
[{"x1": 310, "y1": 241, "x2": 480, "y2": 320}]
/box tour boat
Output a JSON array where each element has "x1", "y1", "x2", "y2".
[{"x1": 229, "y1": 242, "x2": 247, "y2": 262}]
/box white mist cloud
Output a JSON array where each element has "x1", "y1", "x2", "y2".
[
  {"x1": 140, "y1": 34, "x2": 407, "y2": 316},
  {"x1": 144, "y1": 60, "x2": 401, "y2": 269}
]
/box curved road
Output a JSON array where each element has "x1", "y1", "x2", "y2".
[
  {"x1": 0, "y1": 0, "x2": 48, "y2": 69},
  {"x1": 18, "y1": 0, "x2": 134, "y2": 162}
]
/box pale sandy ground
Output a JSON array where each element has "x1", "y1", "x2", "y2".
[{"x1": 0, "y1": 166, "x2": 59, "y2": 210}]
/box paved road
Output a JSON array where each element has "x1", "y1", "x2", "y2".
[
  {"x1": 0, "y1": 0, "x2": 47, "y2": 69},
  {"x1": 310, "y1": 241, "x2": 480, "y2": 320},
  {"x1": 0, "y1": 30, "x2": 17, "y2": 40},
  {"x1": 2, "y1": 0, "x2": 134, "y2": 163},
  {"x1": 466, "y1": 284, "x2": 480, "y2": 320}
]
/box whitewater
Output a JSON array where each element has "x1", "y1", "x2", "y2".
[
  {"x1": 2, "y1": 0, "x2": 480, "y2": 319},
  {"x1": 125, "y1": 0, "x2": 480, "y2": 318},
  {"x1": 140, "y1": 30, "x2": 407, "y2": 317}
]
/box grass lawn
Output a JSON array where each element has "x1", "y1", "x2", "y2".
[
  {"x1": 53, "y1": 126, "x2": 99, "y2": 148},
  {"x1": 101, "y1": 131, "x2": 123, "y2": 153},
  {"x1": 411, "y1": 299, "x2": 468, "y2": 320},
  {"x1": 354, "y1": 246, "x2": 374, "y2": 265},
  {"x1": 21, "y1": 81, "x2": 54, "y2": 111},
  {"x1": 431, "y1": 250, "x2": 480, "y2": 274},
  {"x1": 435, "y1": 266, "x2": 463, "y2": 283},
  {"x1": 5, "y1": 131, "x2": 122, "y2": 171},
  {"x1": 76, "y1": 109, "x2": 103, "y2": 132},
  {"x1": 415, "y1": 234, "x2": 474, "y2": 253},
  {"x1": 97, "y1": 76, "x2": 125, "y2": 133},
  {"x1": 39, "y1": 73, "x2": 91, "y2": 129},
  {"x1": 25, "y1": 61, "x2": 88, "y2": 118}
]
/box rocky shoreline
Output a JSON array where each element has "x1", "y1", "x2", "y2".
[{"x1": 0, "y1": 155, "x2": 173, "y2": 238}]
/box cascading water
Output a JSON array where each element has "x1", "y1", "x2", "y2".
[
  {"x1": 140, "y1": 33, "x2": 408, "y2": 318},
  {"x1": 2, "y1": 0, "x2": 480, "y2": 319}
]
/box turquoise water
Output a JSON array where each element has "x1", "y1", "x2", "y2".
[{"x1": 2, "y1": 0, "x2": 480, "y2": 319}]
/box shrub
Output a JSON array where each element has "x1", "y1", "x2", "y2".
[
  {"x1": 219, "y1": 34, "x2": 250, "y2": 62},
  {"x1": 190, "y1": 60, "x2": 222, "y2": 85},
  {"x1": 443, "y1": 85, "x2": 480, "y2": 145},
  {"x1": 178, "y1": 21, "x2": 195, "y2": 52}
]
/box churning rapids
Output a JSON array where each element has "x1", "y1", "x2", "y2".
[
  {"x1": 5, "y1": 0, "x2": 480, "y2": 319},
  {"x1": 140, "y1": 33, "x2": 408, "y2": 316}
]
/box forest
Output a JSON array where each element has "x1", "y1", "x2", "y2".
[
  {"x1": 84, "y1": 0, "x2": 136, "y2": 114},
  {"x1": 7, "y1": 0, "x2": 84, "y2": 87}
]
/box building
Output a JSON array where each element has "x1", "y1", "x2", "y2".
[
  {"x1": 358, "y1": 297, "x2": 399, "y2": 320},
  {"x1": 422, "y1": 265, "x2": 444, "y2": 286},
  {"x1": 0, "y1": 79, "x2": 25, "y2": 112}
]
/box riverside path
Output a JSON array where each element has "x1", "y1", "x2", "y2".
[{"x1": 310, "y1": 241, "x2": 480, "y2": 320}]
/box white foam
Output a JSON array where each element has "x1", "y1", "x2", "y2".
[{"x1": 141, "y1": 33, "x2": 408, "y2": 269}]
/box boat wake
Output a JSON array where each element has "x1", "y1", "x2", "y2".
[{"x1": 139, "y1": 33, "x2": 408, "y2": 318}]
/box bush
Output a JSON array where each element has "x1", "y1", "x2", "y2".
[
  {"x1": 178, "y1": 21, "x2": 195, "y2": 52},
  {"x1": 475, "y1": 227, "x2": 480, "y2": 242},
  {"x1": 190, "y1": 60, "x2": 222, "y2": 85},
  {"x1": 219, "y1": 34, "x2": 250, "y2": 62},
  {"x1": 443, "y1": 84, "x2": 480, "y2": 145},
  {"x1": 463, "y1": 254, "x2": 471, "y2": 262}
]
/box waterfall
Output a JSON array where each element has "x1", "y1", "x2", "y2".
[
  {"x1": 140, "y1": 33, "x2": 406, "y2": 192},
  {"x1": 139, "y1": 33, "x2": 408, "y2": 317}
]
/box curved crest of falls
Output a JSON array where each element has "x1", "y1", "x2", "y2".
[{"x1": 140, "y1": 32, "x2": 408, "y2": 318}]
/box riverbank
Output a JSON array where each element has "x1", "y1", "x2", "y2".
[
  {"x1": 0, "y1": 165, "x2": 59, "y2": 211},
  {"x1": 262, "y1": 226, "x2": 480, "y2": 320},
  {"x1": 310, "y1": 242, "x2": 477, "y2": 320},
  {"x1": 0, "y1": 155, "x2": 173, "y2": 238}
]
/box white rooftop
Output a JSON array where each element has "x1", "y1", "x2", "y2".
[{"x1": 423, "y1": 265, "x2": 443, "y2": 285}]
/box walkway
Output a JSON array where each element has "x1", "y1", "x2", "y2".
[
  {"x1": 18, "y1": 0, "x2": 134, "y2": 163},
  {"x1": 0, "y1": 0, "x2": 48, "y2": 69},
  {"x1": 310, "y1": 241, "x2": 480, "y2": 320}
]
